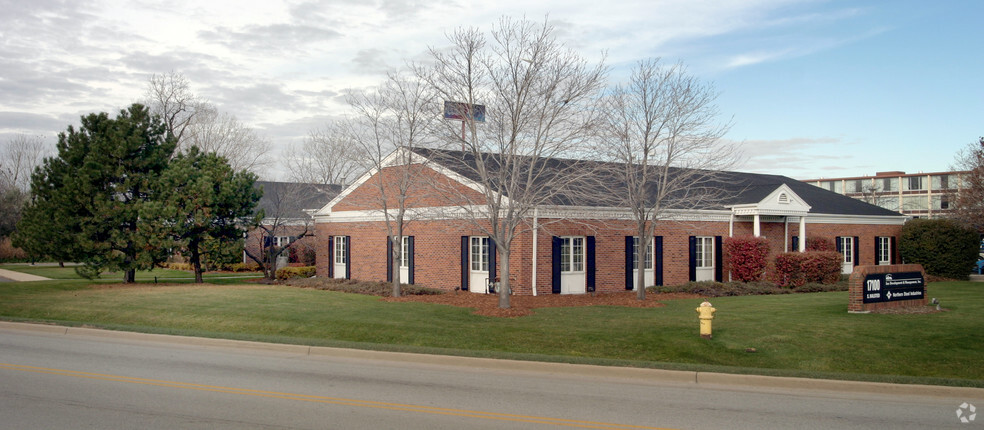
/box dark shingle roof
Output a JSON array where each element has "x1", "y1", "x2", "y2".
[
  {"x1": 254, "y1": 181, "x2": 341, "y2": 219},
  {"x1": 411, "y1": 147, "x2": 904, "y2": 218}
]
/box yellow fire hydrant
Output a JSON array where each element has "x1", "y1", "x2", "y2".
[{"x1": 695, "y1": 300, "x2": 716, "y2": 339}]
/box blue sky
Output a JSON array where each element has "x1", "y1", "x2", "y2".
[{"x1": 0, "y1": 0, "x2": 979, "y2": 180}]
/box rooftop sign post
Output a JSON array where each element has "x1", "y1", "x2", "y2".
[{"x1": 444, "y1": 101, "x2": 485, "y2": 148}]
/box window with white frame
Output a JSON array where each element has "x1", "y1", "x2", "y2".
[
  {"x1": 399, "y1": 236, "x2": 410, "y2": 268},
  {"x1": 695, "y1": 236, "x2": 714, "y2": 268},
  {"x1": 333, "y1": 236, "x2": 347, "y2": 264},
  {"x1": 470, "y1": 237, "x2": 489, "y2": 272},
  {"x1": 877, "y1": 237, "x2": 892, "y2": 265},
  {"x1": 275, "y1": 236, "x2": 295, "y2": 247},
  {"x1": 840, "y1": 236, "x2": 853, "y2": 264},
  {"x1": 560, "y1": 237, "x2": 585, "y2": 272},
  {"x1": 632, "y1": 237, "x2": 654, "y2": 270}
]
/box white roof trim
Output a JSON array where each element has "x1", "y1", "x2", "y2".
[
  {"x1": 730, "y1": 184, "x2": 812, "y2": 216},
  {"x1": 314, "y1": 147, "x2": 507, "y2": 219}
]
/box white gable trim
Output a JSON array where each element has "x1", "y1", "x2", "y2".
[
  {"x1": 730, "y1": 184, "x2": 812, "y2": 216},
  {"x1": 313, "y1": 147, "x2": 507, "y2": 220}
]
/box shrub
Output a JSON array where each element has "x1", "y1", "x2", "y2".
[
  {"x1": 772, "y1": 251, "x2": 841, "y2": 288},
  {"x1": 282, "y1": 277, "x2": 445, "y2": 296},
  {"x1": 724, "y1": 236, "x2": 770, "y2": 282},
  {"x1": 276, "y1": 266, "x2": 316, "y2": 280},
  {"x1": 806, "y1": 237, "x2": 835, "y2": 252},
  {"x1": 229, "y1": 262, "x2": 261, "y2": 272},
  {"x1": 900, "y1": 218, "x2": 979, "y2": 280},
  {"x1": 0, "y1": 237, "x2": 28, "y2": 262}
]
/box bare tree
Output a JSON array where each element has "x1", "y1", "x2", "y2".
[
  {"x1": 600, "y1": 59, "x2": 734, "y2": 300},
  {"x1": 146, "y1": 72, "x2": 272, "y2": 176},
  {"x1": 346, "y1": 72, "x2": 438, "y2": 297},
  {"x1": 951, "y1": 137, "x2": 984, "y2": 232},
  {"x1": 244, "y1": 182, "x2": 327, "y2": 280},
  {"x1": 184, "y1": 106, "x2": 272, "y2": 175},
  {"x1": 415, "y1": 18, "x2": 607, "y2": 308},
  {"x1": 146, "y1": 71, "x2": 204, "y2": 144},
  {"x1": 285, "y1": 121, "x2": 365, "y2": 186},
  {"x1": 0, "y1": 135, "x2": 49, "y2": 238}
]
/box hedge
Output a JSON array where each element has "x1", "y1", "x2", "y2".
[
  {"x1": 724, "y1": 236, "x2": 770, "y2": 282},
  {"x1": 275, "y1": 266, "x2": 317, "y2": 280},
  {"x1": 899, "y1": 218, "x2": 979, "y2": 280},
  {"x1": 772, "y1": 251, "x2": 841, "y2": 288}
]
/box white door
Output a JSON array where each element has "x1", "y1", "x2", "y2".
[
  {"x1": 632, "y1": 237, "x2": 655, "y2": 290},
  {"x1": 398, "y1": 236, "x2": 410, "y2": 283},
  {"x1": 469, "y1": 236, "x2": 491, "y2": 293},
  {"x1": 695, "y1": 236, "x2": 715, "y2": 282},
  {"x1": 560, "y1": 236, "x2": 586, "y2": 294},
  {"x1": 333, "y1": 236, "x2": 347, "y2": 279},
  {"x1": 840, "y1": 236, "x2": 854, "y2": 274}
]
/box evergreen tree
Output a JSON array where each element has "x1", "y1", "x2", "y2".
[
  {"x1": 144, "y1": 146, "x2": 261, "y2": 283},
  {"x1": 15, "y1": 104, "x2": 175, "y2": 282}
]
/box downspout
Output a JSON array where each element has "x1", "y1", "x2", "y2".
[{"x1": 531, "y1": 207, "x2": 538, "y2": 296}]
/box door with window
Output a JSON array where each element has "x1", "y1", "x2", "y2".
[
  {"x1": 631, "y1": 236, "x2": 654, "y2": 291},
  {"x1": 333, "y1": 236, "x2": 348, "y2": 279},
  {"x1": 399, "y1": 236, "x2": 411, "y2": 283},
  {"x1": 694, "y1": 236, "x2": 715, "y2": 282},
  {"x1": 559, "y1": 236, "x2": 586, "y2": 294},
  {"x1": 838, "y1": 236, "x2": 855, "y2": 274},
  {"x1": 469, "y1": 236, "x2": 491, "y2": 293}
]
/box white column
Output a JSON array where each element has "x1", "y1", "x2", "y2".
[
  {"x1": 753, "y1": 214, "x2": 761, "y2": 237},
  {"x1": 798, "y1": 216, "x2": 807, "y2": 252},
  {"x1": 729, "y1": 213, "x2": 734, "y2": 237}
]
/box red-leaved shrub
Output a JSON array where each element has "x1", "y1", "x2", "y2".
[
  {"x1": 806, "y1": 237, "x2": 835, "y2": 252},
  {"x1": 724, "y1": 236, "x2": 770, "y2": 282},
  {"x1": 772, "y1": 251, "x2": 842, "y2": 287}
]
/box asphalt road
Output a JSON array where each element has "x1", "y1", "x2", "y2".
[{"x1": 0, "y1": 324, "x2": 979, "y2": 429}]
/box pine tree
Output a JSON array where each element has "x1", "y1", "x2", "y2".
[
  {"x1": 15, "y1": 104, "x2": 175, "y2": 282},
  {"x1": 144, "y1": 146, "x2": 261, "y2": 283}
]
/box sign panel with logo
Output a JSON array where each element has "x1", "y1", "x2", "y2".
[{"x1": 862, "y1": 271, "x2": 925, "y2": 303}]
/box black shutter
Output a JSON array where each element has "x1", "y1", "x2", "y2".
[
  {"x1": 835, "y1": 236, "x2": 843, "y2": 253},
  {"x1": 791, "y1": 236, "x2": 799, "y2": 252},
  {"x1": 714, "y1": 236, "x2": 723, "y2": 282},
  {"x1": 890, "y1": 237, "x2": 897, "y2": 264},
  {"x1": 460, "y1": 236, "x2": 469, "y2": 291},
  {"x1": 551, "y1": 236, "x2": 562, "y2": 294},
  {"x1": 853, "y1": 236, "x2": 860, "y2": 266},
  {"x1": 344, "y1": 236, "x2": 351, "y2": 279},
  {"x1": 654, "y1": 236, "x2": 664, "y2": 287},
  {"x1": 407, "y1": 236, "x2": 414, "y2": 285},
  {"x1": 688, "y1": 236, "x2": 697, "y2": 282},
  {"x1": 326, "y1": 236, "x2": 334, "y2": 278},
  {"x1": 624, "y1": 236, "x2": 634, "y2": 290},
  {"x1": 586, "y1": 236, "x2": 596, "y2": 293},
  {"x1": 874, "y1": 238, "x2": 880, "y2": 265},
  {"x1": 489, "y1": 238, "x2": 497, "y2": 281},
  {"x1": 386, "y1": 237, "x2": 393, "y2": 282}
]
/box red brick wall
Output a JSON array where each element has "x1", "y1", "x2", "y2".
[
  {"x1": 315, "y1": 216, "x2": 902, "y2": 294},
  {"x1": 332, "y1": 164, "x2": 486, "y2": 212}
]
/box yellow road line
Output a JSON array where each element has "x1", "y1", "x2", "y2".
[{"x1": 0, "y1": 362, "x2": 679, "y2": 430}]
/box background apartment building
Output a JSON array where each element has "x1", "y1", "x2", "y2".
[{"x1": 802, "y1": 171, "x2": 967, "y2": 218}]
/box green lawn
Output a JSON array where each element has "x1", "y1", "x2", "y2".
[
  {"x1": 0, "y1": 264, "x2": 262, "y2": 282},
  {"x1": 0, "y1": 277, "x2": 980, "y2": 387}
]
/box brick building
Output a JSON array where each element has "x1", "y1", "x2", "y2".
[
  {"x1": 244, "y1": 181, "x2": 341, "y2": 266},
  {"x1": 313, "y1": 148, "x2": 906, "y2": 295}
]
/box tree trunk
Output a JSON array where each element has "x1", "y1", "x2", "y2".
[
  {"x1": 498, "y1": 247, "x2": 511, "y2": 309},
  {"x1": 189, "y1": 242, "x2": 204, "y2": 283},
  {"x1": 636, "y1": 223, "x2": 648, "y2": 301},
  {"x1": 391, "y1": 241, "x2": 402, "y2": 298},
  {"x1": 124, "y1": 268, "x2": 136, "y2": 284}
]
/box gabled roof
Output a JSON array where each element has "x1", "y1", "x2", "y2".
[
  {"x1": 410, "y1": 147, "x2": 904, "y2": 218},
  {"x1": 254, "y1": 181, "x2": 342, "y2": 219}
]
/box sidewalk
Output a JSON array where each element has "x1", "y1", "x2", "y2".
[{"x1": 0, "y1": 268, "x2": 51, "y2": 282}]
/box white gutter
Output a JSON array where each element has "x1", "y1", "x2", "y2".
[{"x1": 532, "y1": 207, "x2": 538, "y2": 296}]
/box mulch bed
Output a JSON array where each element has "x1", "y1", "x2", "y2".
[{"x1": 382, "y1": 291, "x2": 701, "y2": 317}]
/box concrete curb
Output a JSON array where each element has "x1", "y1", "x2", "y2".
[
  {"x1": 0, "y1": 269, "x2": 51, "y2": 282},
  {"x1": 2, "y1": 321, "x2": 981, "y2": 399}
]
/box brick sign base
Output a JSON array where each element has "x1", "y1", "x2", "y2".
[{"x1": 848, "y1": 264, "x2": 927, "y2": 313}]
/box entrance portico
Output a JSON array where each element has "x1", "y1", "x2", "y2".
[{"x1": 728, "y1": 184, "x2": 811, "y2": 251}]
